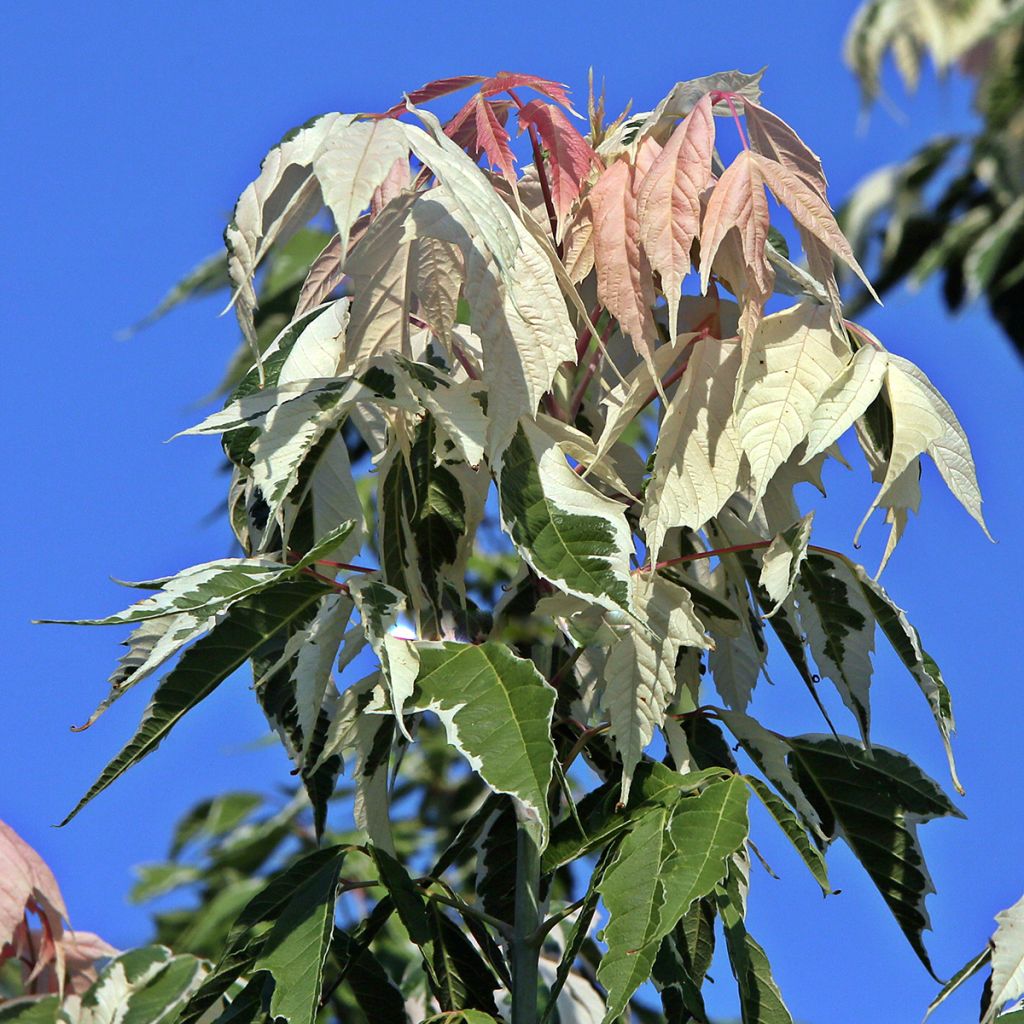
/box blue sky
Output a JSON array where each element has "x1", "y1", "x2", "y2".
[{"x1": 3, "y1": 3, "x2": 1022, "y2": 1022}]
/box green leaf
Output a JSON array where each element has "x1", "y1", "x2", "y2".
[
  {"x1": 169, "y1": 791, "x2": 264, "y2": 858},
  {"x1": 252, "y1": 849, "x2": 347, "y2": 1024},
  {"x1": 408, "y1": 640, "x2": 557, "y2": 846},
  {"x1": 597, "y1": 776, "x2": 749, "y2": 1019},
  {"x1": 178, "y1": 846, "x2": 348, "y2": 1024},
  {"x1": 331, "y1": 930, "x2": 408, "y2": 1024},
  {"x1": 717, "y1": 863, "x2": 794, "y2": 1024},
  {"x1": 744, "y1": 776, "x2": 831, "y2": 895},
  {"x1": 788, "y1": 735, "x2": 963, "y2": 977},
  {"x1": 651, "y1": 899, "x2": 716, "y2": 1023},
  {"x1": 0, "y1": 998, "x2": 62, "y2": 1023},
  {"x1": 78, "y1": 946, "x2": 208, "y2": 1024},
  {"x1": 498, "y1": 420, "x2": 632, "y2": 613},
  {"x1": 796, "y1": 551, "x2": 875, "y2": 743},
  {"x1": 62, "y1": 578, "x2": 331, "y2": 825},
  {"x1": 925, "y1": 945, "x2": 990, "y2": 1020}
]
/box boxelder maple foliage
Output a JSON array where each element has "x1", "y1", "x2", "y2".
[{"x1": 20, "y1": 67, "x2": 1022, "y2": 1024}]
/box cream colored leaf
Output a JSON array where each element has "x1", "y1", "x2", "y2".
[
  {"x1": 226, "y1": 112, "x2": 353, "y2": 357},
  {"x1": 602, "y1": 573, "x2": 709, "y2": 801},
  {"x1": 345, "y1": 193, "x2": 418, "y2": 370},
  {"x1": 463, "y1": 214, "x2": 576, "y2": 455},
  {"x1": 562, "y1": 197, "x2": 595, "y2": 284},
  {"x1": 802, "y1": 343, "x2": 889, "y2": 462},
  {"x1": 751, "y1": 151, "x2": 880, "y2": 303},
  {"x1": 277, "y1": 297, "x2": 351, "y2": 386},
  {"x1": 413, "y1": 236, "x2": 463, "y2": 346},
  {"x1": 313, "y1": 119, "x2": 410, "y2": 273},
  {"x1": 643, "y1": 338, "x2": 744, "y2": 561},
  {"x1": 636, "y1": 94, "x2": 715, "y2": 340},
  {"x1": 759, "y1": 510, "x2": 814, "y2": 613},
  {"x1": 876, "y1": 354, "x2": 990, "y2": 538},
  {"x1": 401, "y1": 109, "x2": 519, "y2": 273},
  {"x1": 700, "y1": 149, "x2": 772, "y2": 299},
  {"x1": 988, "y1": 894, "x2": 1024, "y2": 1021},
  {"x1": 734, "y1": 302, "x2": 848, "y2": 506}
]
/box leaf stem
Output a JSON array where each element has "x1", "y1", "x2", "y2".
[
  {"x1": 511, "y1": 814, "x2": 543, "y2": 1024},
  {"x1": 509, "y1": 88, "x2": 560, "y2": 247}
]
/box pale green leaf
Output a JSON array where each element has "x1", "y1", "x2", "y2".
[
  {"x1": 498, "y1": 419, "x2": 632, "y2": 613},
  {"x1": 407, "y1": 640, "x2": 557, "y2": 845},
  {"x1": 253, "y1": 850, "x2": 346, "y2": 1024}
]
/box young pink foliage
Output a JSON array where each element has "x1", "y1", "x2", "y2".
[
  {"x1": 517, "y1": 99, "x2": 597, "y2": 238},
  {"x1": 1, "y1": 819, "x2": 67, "y2": 954},
  {"x1": 700, "y1": 148, "x2": 772, "y2": 301},
  {"x1": 636, "y1": 93, "x2": 716, "y2": 337},
  {"x1": 379, "y1": 74, "x2": 485, "y2": 119},
  {"x1": 482, "y1": 71, "x2": 575, "y2": 110},
  {"x1": 751, "y1": 151, "x2": 880, "y2": 302},
  {"x1": 473, "y1": 93, "x2": 517, "y2": 180},
  {"x1": 590, "y1": 139, "x2": 662, "y2": 367}
]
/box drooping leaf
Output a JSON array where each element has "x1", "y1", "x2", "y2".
[
  {"x1": 758, "y1": 510, "x2": 814, "y2": 613},
  {"x1": 795, "y1": 551, "x2": 876, "y2": 742},
  {"x1": 716, "y1": 860, "x2": 794, "y2": 1024},
  {"x1": 602, "y1": 572, "x2": 708, "y2": 801},
  {"x1": 251, "y1": 851, "x2": 346, "y2": 1024},
  {"x1": 871, "y1": 353, "x2": 991, "y2": 539},
  {"x1": 788, "y1": 735, "x2": 963, "y2": 976},
  {"x1": 517, "y1": 99, "x2": 597, "y2": 236},
  {"x1": 986, "y1": 894, "x2": 1024, "y2": 1022},
  {"x1": 177, "y1": 846, "x2": 348, "y2": 1023},
  {"x1": 597, "y1": 776, "x2": 749, "y2": 1019},
  {"x1": 590, "y1": 146, "x2": 660, "y2": 370},
  {"x1": 636, "y1": 93, "x2": 715, "y2": 338},
  {"x1": 498, "y1": 420, "x2": 632, "y2": 613},
  {"x1": 407, "y1": 640, "x2": 557, "y2": 845},
  {"x1": 61, "y1": 578, "x2": 331, "y2": 825},
  {"x1": 642, "y1": 336, "x2": 744, "y2": 560},
  {"x1": 734, "y1": 301, "x2": 849, "y2": 504},
  {"x1": 700, "y1": 148, "x2": 773, "y2": 306},
  {"x1": 226, "y1": 113, "x2": 354, "y2": 358},
  {"x1": 802, "y1": 343, "x2": 888, "y2": 462},
  {"x1": 751, "y1": 151, "x2": 879, "y2": 301}
]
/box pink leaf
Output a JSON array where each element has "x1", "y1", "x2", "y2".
[
  {"x1": 699, "y1": 149, "x2": 772, "y2": 301},
  {"x1": 589, "y1": 139, "x2": 662, "y2": 367},
  {"x1": 379, "y1": 74, "x2": 484, "y2": 119},
  {"x1": 517, "y1": 99, "x2": 597, "y2": 236},
  {"x1": 750, "y1": 151, "x2": 880, "y2": 302},
  {"x1": 295, "y1": 234, "x2": 343, "y2": 317},
  {"x1": 1, "y1": 820, "x2": 67, "y2": 951},
  {"x1": 371, "y1": 157, "x2": 412, "y2": 217},
  {"x1": 481, "y1": 71, "x2": 575, "y2": 111},
  {"x1": 636, "y1": 94, "x2": 715, "y2": 335},
  {"x1": 473, "y1": 95, "x2": 517, "y2": 180}
]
